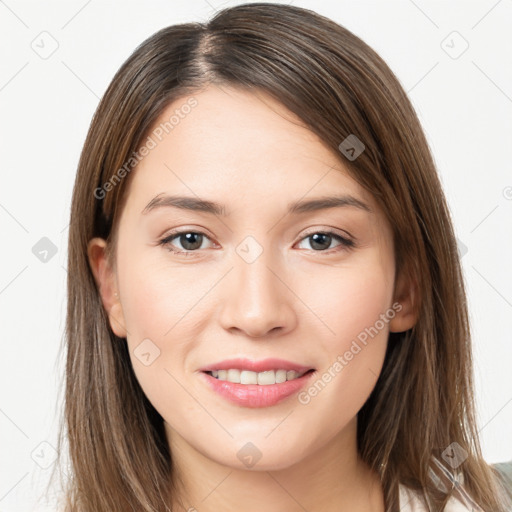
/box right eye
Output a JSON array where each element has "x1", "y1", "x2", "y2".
[{"x1": 158, "y1": 230, "x2": 214, "y2": 256}]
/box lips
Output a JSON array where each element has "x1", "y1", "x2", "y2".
[
  {"x1": 200, "y1": 368, "x2": 316, "y2": 408},
  {"x1": 198, "y1": 357, "x2": 314, "y2": 373}
]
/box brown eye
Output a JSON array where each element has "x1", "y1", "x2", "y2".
[
  {"x1": 159, "y1": 230, "x2": 212, "y2": 255},
  {"x1": 297, "y1": 230, "x2": 354, "y2": 253}
]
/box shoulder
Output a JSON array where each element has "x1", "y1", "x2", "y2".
[
  {"x1": 398, "y1": 484, "x2": 471, "y2": 511},
  {"x1": 492, "y1": 460, "x2": 512, "y2": 488}
]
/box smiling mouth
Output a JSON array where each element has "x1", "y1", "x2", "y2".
[{"x1": 204, "y1": 368, "x2": 315, "y2": 385}]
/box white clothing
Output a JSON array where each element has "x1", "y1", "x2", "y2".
[{"x1": 399, "y1": 484, "x2": 472, "y2": 511}]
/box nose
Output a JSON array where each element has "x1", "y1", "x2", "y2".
[{"x1": 218, "y1": 251, "x2": 297, "y2": 338}]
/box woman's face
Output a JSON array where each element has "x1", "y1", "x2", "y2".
[{"x1": 89, "y1": 84, "x2": 414, "y2": 472}]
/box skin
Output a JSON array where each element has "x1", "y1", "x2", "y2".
[{"x1": 88, "y1": 84, "x2": 417, "y2": 512}]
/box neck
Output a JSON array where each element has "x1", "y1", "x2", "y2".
[{"x1": 166, "y1": 417, "x2": 384, "y2": 512}]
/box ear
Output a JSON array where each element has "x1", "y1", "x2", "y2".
[
  {"x1": 87, "y1": 237, "x2": 127, "y2": 338},
  {"x1": 389, "y1": 269, "x2": 418, "y2": 333}
]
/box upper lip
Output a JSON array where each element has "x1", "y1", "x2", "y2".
[{"x1": 199, "y1": 358, "x2": 314, "y2": 373}]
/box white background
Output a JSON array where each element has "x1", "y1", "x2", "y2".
[{"x1": 1, "y1": 0, "x2": 511, "y2": 510}]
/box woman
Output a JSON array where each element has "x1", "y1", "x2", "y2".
[{"x1": 53, "y1": 3, "x2": 511, "y2": 511}]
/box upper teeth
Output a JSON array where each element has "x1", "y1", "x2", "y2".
[{"x1": 210, "y1": 369, "x2": 308, "y2": 385}]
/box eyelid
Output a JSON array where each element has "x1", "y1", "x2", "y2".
[{"x1": 300, "y1": 226, "x2": 354, "y2": 242}]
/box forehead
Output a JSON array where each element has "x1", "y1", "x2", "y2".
[{"x1": 124, "y1": 84, "x2": 377, "y2": 214}]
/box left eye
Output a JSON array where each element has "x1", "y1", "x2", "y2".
[
  {"x1": 296, "y1": 231, "x2": 354, "y2": 252},
  {"x1": 158, "y1": 229, "x2": 354, "y2": 255}
]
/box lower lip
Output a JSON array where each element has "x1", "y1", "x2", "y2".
[{"x1": 200, "y1": 370, "x2": 316, "y2": 408}]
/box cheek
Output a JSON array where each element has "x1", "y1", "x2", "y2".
[
  {"x1": 299, "y1": 263, "x2": 392, "y2": 417},
  {"x1": 122, "y1": 267, "x2": 171, "y2": 337},
  {"x1": 117, "y1": 246, "x2": 220, "y2": 383},
  {"x1": 313, "y1": 263, "x2": 393, "y2": 348},
  {"x1": 118, "y1": 261, "x2": 202, "y2": 419},
  {"x1": 119, "y1": 246, "x2": 203, "y2": 339}
]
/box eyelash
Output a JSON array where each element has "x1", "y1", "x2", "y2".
[{"x1": 157, "y1": 228, "x2": 355, "y2": 257}]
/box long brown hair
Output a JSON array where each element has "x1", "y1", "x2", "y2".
[{"x1": 51, "y1": 3, "x2": 511, "y2": 510}]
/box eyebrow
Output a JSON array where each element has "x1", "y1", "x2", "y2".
[{"x1": 141, "y1": 193, "x2": 372, "y2": 216}]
